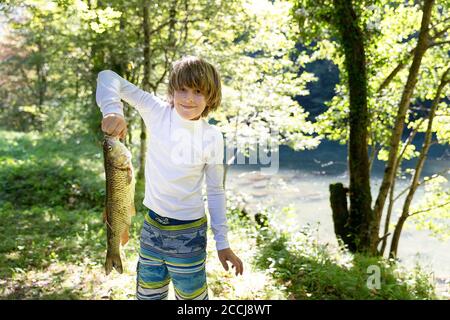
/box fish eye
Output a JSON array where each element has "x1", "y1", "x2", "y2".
[{"x1": 108, "y1": 145, "x2": 113, "y2": 151}]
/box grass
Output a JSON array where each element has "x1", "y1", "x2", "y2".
[
  {"x1": 254, "y1": 224, "x2": 438, "y2": 300},
  {"x1": 0, "y1": 129, "x2": 442, "y2": 300},
  {"x1": 0, "y1": 129, "x2": 285, "y2": 300},
  {"x1": 0, "y1": 202, "x2": 285, "y2": 300}
]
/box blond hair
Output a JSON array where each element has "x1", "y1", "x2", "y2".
[{"x1": 167, "y1": 56, "x2": 222, "y2": 118}]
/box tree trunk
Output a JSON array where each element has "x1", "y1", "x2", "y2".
[
  {"x1": 138, "y1": 118, "x2": 147, "y2": 180},
  {"x1": 332, "y1": 0, "x2": 373, "y2": 253},
  {"x1": 330, "y1": 183, "x2": 354, "y2": 251},
  {"x1": 88, "y1": 0, "x2": 107, "y2": 138},
  {"x1": 138, "y1": 0, "x2": 151, "y2": 181},
  {"x1": 379, "y1": 176, "x2": 395, "y2": 255},
  {"x1": 368, "y1": 141, "x2": 378, "y2": 175},
  {"x1": 36, "y1": 39, "x2": 46, "y2": 111},
  {"x1": 111, "y1": 9, "x2": 131, "y2": 148},
  {"x1": 372, "y1": 0, "x2": 435, "y2": 254},
  {"x1": 389, "y1": 67, "x2": 450, "y2": 258}
]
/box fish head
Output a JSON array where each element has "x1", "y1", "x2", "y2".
[{"x1": 103, "y1": 136, "x2": 132, "y2": 169}]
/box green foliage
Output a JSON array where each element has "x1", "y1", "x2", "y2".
[
  {"x1": 0, "y1": 105, "x2": 47, "y2": 132},
  {"x1": 254, "y1": 224, "x2": 437, "y2": 300},
  {"x1": 0, "y1": 161, "x2": 103, "y2": 209},
  {"x1": 0, "y1": 130, "x2": 104, "y2": 209},
  {"x1": 408, "y1": 174, "x2": 450, "y2": 241},
  {"x1": 291, "y1": 0, "x2": 450, "y2": 151},
  {"x1": 1, "y1": 0, "x2": 320, "y2": 157}
]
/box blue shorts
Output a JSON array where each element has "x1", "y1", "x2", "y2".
[{"x1": 136, "y1": 209, "x2": 208, "y2": 300}]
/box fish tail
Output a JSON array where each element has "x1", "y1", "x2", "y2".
[{"x1": 105, "y1": 250, "x2": 123, "y2": 275}]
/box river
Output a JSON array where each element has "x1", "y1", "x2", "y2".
[{"x1": 225, "y1": 138, "x2": 450, "y2": 284}]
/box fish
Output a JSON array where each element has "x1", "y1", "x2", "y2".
[{"x1": 102, "y1": 135, "x2": 136, "y2": 275}]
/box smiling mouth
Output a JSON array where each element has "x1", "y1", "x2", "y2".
[{"x1": 180, "y1": 104, "x2": 196, "y2": 109}]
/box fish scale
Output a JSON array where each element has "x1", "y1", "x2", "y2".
[{"x1": 103, "y1": 136, "x2": 136, "y2": 275}]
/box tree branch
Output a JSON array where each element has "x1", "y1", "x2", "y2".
[
  {"x1": 429, "y1": 16, "x2": 450, "y2": 32},
  {"x1": 429, "y1": 40, "x2": 450, "y2": 48},
  {"x1": 397, "y1": 118, "x2": 425, "y2": 165},
  {"x1": 394, "y1": 167, "x2": 450, "y2": 202},
  {"x1": 377, "y1": 232, "x2": 391, "y2": 244},
  {"x1": 408, "y1": 200, "x2": 450, "y2": 217},
  {"x1": 377, "y1": 19, "x2": 448, "y2": 93},
  {"x1": 430, "y1": 23, "x2": 450, "y2": 40},
  {"x1": 374, "y1": 0, "x2": 435, "y2": 230},
  {"x1": 377, "y1": 49, "x2": 414, "y2": 93}
]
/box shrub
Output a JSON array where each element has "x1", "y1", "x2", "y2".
[{"x1": 254, "y1": 226, "x2": 437, "y2": 300}]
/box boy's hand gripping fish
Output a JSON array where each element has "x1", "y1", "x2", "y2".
[{"x1": 102, "y1": 135, "x2": 136, "y2": 275}]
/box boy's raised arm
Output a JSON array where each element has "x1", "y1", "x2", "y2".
[{"x1": 96, "y1": 70, "x2": 166, "y2": 123}]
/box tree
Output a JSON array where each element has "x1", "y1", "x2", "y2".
[
  {"x1": 291, "y1": 0, "x2": 449, "y2": 256},
  {"x1": 1, "y1": 0, "x2": 321, "y2": 183},
  {"x1": 331, "y1": 0, "x2": 373, "y2": 252}
]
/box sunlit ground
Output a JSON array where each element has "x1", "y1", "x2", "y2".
[{"x1": 0, "y1": 209, "x2": 286, "y2": 300}]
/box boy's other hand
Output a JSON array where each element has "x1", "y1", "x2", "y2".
[
  {"x1": 218, "y1": 248, "x2": 243, "y2": 276},
  {"x1": 102, "y1": 113, "x2": 127, "y2": 140}
]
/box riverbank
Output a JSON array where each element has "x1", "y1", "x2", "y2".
[{"x1": 226, "y1": 167, "x2": 450, "y2": 285}]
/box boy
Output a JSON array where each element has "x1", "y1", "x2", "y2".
[{"x1": 96, "y1": 56, "x2": 243, "y2": 300}]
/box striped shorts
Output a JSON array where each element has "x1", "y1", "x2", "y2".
[{"x1": 136, "y1": 209, "x2": 208, "y2": 300}]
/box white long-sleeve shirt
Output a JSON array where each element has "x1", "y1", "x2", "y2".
[{"x1": 96, "y1": 70, "x2": 229, "y2": 250}]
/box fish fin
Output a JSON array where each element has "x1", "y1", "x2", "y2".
[
  {"x1": 121, "y1": 228, "x2": 129, "y2": 245},
  {"x1": 103, "y1": 209, "x2": 113, "y2": 231},
  {"x1": 105, "y1": 251, "x2": 123, "y2": 275}
]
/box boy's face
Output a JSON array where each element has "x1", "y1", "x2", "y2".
[{"x1": 173, "y1": 86, "x2": 207, "y2": 121}]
